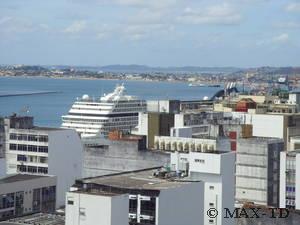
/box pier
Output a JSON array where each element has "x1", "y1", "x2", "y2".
[{"x1": 0, "y1": 91, "x2": 61, "y2": 97}]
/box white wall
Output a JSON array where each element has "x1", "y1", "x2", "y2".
[
  {"x1": 48, "y1": 129, "x2": 83, "y2": 208},
  {"x1": 0, "y1": 158, "x2": 6, "y2": 178},
  {"x1": 111, "y1": 195, "x2": 130, "y2": 225},
  {"x1": 189, "y1": 152, "x2": 221, "y2": 174},
  {"x1": 232, "y1": 113, "x2": 284, "y2": 139},
  {"x1": 158, "y1": 182, "x2": 204, "y2": 225},
  {"x1": 220, "y1": 152, "x2": 235, "y2": 225},
  {"x1": 296, "y1": 154, "x2": 300, "y2": 210},
  {"x1": 65, "y1": 192, "x2": 128, "y2": 225},
  {"x1": 171, "y1": 151, "x2": 236, "y2": 225},
  {"x1": 174, "y1": 114, "x2": 184, "y2": 128},
  {"x1": 279, "y1": 152, "x2": 286, "y2": 208},
  {"x1": 132, "y1": 112, "x2": 148, "y2": 136}
]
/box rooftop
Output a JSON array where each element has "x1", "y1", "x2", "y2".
[
  {"x1": 238, "y1": 136, "x2": 283, "y2": 143},
  {"x1": 0, "y1": 174, "x2": 50, "y2": 185},
  {"x1": 79, "y1": 168, "x2": 199, "y2": 191},
  {"x1": 0, "y1": 213, "x2": 64, "y2": 225}
]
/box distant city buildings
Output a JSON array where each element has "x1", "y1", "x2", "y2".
[{"x1": 2, "y1": 78, "x2": 300, "y2": 225}]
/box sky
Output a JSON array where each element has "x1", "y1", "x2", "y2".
[{"x1": 0, "y1": 0, "x2": 300, "y2": 67}]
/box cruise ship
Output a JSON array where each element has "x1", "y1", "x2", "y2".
[{"x1": 61, "y1": 84, "x2": 146, "y2": 137}]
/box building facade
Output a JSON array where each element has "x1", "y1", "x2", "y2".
[
  {"x1": 66, "y1": 168, "x2": 205, "y2": 225},
  {"x1": 280, "y1": 151, "x2": 300, "y2": 209},
  {"x1": 0, "y1": 174, "x2": 56, "y2": 220},
  {"x1": 170, "y1": 151, "x2": 235, "y2": 225},
  {"x1": 235, "y1": 138, "x2": 284, "y2": 207},
  {"x1": 4, "y1": 115, "x2": 83, "y2": 207},
  {"x1": 82, "y1": 136, "x2": 169, "y2": 178}
]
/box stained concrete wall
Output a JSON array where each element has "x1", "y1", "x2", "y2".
[{"x1": 83, "y1": 138, "x2": 170, "y2": 178}]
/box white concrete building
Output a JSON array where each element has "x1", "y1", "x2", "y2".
[
  {"x1": 0, "y1": 174, "x2": 56, "y2": 220},
  {"x1": 231, "y1": 112, "x2": 300, "y2": 150},
  {"x1": 236, "y1": 138, "x2": 284, "y2": 207},
  {"x1": 280, "y1": 151, "x2": 300, "y2": 209},
  {"x1": 66, "y1": 191, "x2": 129, "y2": 225},
  {"x1": 170, "y1": 151, "x2": 235, "y2": 225},
  {"x1": 154, "y1": 136, "x2": 231, "y2": 153},
  {"x1": 289, "y1": 136, "x2": 300, "y2": 151},
  {"x1": 0, "y1": 158, "x2": 5, "y2": 178},
  {"x1": 4, "y1": 115, "x2": 83, "y2": 207},
  {"x1": 154, "y1": 136, "x2": 217, "y2": 152},
  {"x1": 66, "y1": 168, "x2": 205, "y2": 225},
  {"x1": 288, "y1": 91, "x2": 300, "y2": 107},
  {"x1": 146, "y1": 100, "x2": 180, "y2": 113}
]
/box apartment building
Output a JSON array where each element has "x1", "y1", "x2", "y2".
[
  {"x1": 66, "y1": 168, "x2": 205, "y2": 225},
  {"x1": 0, "y1": 174, "x2": 56, "y2": 220},
  {"x1": 170, "y1": 150, "x2": 235, "y2": 225},
  {"x1": 280, "y1": 151, "x2": 300, "y2": 209},
  {"x1": 4, "y1": 115, "x2": 83, "y2": 207},
  {"x1": 235, "y1": 137, "x2": 284, "y2": 207}
]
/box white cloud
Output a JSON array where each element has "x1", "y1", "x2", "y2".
[
  {"x1": 64, "y1": 20, "x2": 87, "y2": 34},
  {"x1": 0, "y1": 17, "x2": 13, "y2": 25},
  {"x1": 275, "y1": 21, "x2": 300, "y2": 29},
  {"x1": 178, "y1": 3, "x2": 242, "y2": 25},
  {"x1": 285, "y1": 3, "x2": 300, "y2": 12},
  {"x1": 121, "y1": 23, "x2": 173, "y2": 41},
  {"x1": 0, "y1": 17, "x2": 36, "y2": 34},
  {"x1": 272, "y1": 33, "x2": 289, "y2": 43}
]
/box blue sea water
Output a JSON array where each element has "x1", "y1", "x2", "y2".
[{"x1": 0, "y1": 77, "x2": 220, "y2": 127}]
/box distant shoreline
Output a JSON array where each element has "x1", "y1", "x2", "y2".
[{"x1": 0, "y1": 74, "x2": 189, "y2": 84}]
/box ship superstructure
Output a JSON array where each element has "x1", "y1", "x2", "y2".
[{"x1": 62, "y1": 84, "x2": 146, "y2": 137}]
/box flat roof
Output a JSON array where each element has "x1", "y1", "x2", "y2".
[
  {"x1": 81, "y1": 168, "x2": 199, "y2": 191},
  {"x1": 237, "y1": 137, "x2": 283, "y2": 143},
  {"x1": 0, "y1": 174, "x2": 50, "y2": 185},
  {"x1": 0, "y1": 213, "x2": 64, "y2": 225}
]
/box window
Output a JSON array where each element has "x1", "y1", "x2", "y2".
[
  {"x1": 38, "y1": 146, "x2": 48, "y2": 153},
  {"x1": 9, "y1": 133, "x2": 17, "y2": 140},
  {"x1": 209, "y1": 186, "x2": 214, "y2": 190},
  {"x1": 195, "y1": 159, "x2": 205, "y2": 163},
  {"x1": 38, "y1": 167, "x2": 48, "y2": 174},
  {"x1": 27, "y1": 166, "x2": 37, "y2": 173},
  {"x1": 17, "y1": 155, "x2": 27, "y2": 162},
  {"x1": 209, "y1": 219, "x2": 214, "y2": 224},
  {"x1": 17, "y1": 165, "x2": 27, "y2": 172},
  {"x1": 38, "y1": 136, "x2": 48, "y2": 142},
  {"x1": 28, "y1": 145, "x2": 37, "y2": 152},
  {"x1": 9, "y1": 144, "x2": 17, "y2": 150},
  {"x1": 209, "y1": 203, "x2": 214, "y2": 207},
  {"x1": 28, "y1": 135, "x2": 38, "y2": 142},
  {"x1": 17, "y1": 144, "x2": 27, "y2": 151},
  {"x1": 129, "y1": 199, "x2": 137, "y2": 214},
  {"x1": 67, "y1": 200, "x2": 74, "y2": 205},
  {"x1": 39, "y1": 157, "x2": 48, "y2": 164},
  {"x1": 17, "y1": 134, "x2": 27, "y2": 141}
]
